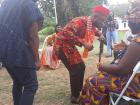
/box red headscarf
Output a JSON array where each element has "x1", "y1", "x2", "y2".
[{"x1": 92, "y1": 5, "x2": 110, "y2": 17}]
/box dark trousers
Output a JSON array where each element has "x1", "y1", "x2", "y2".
[
  {"x1": 59, "y1": 49, "x2": 85, "y2": 97},
  {"x1": 5, "y1": 66, "x2": 38, "y2": 105}
]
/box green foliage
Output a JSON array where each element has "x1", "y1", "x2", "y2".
[
  {"x1": 110, "y1": 4, "x2": 129, "y2": 17},
  {"x1": 39, "y1": 26, "x2": 55, "y2": 45},
  {"x1": 78, "y1": 0, "x2": 105, "y2": 15},
  {"x1": 39, "y1": 26, "x2": 55, "y2": 36},
  {"x1": 43, "y1": 17, "x2": 56, "y2": 28},
  {"x1": 38, "y1": 0, "x2": 105, "y2": 25},
  {"x1": 38, "y1": 0, "x2": 54, "y2": 19}
]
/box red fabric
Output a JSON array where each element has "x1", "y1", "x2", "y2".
[
  {"x1": 83, "y1": 16, "x2": 95, "y2": 58},
  {"x1": 53, "y1": 16, "x2": 96, "y2": 65},
  {"x1": 92, "y1": 5, "x2": 110, "y2": 17},
  {"x1": 40, "y1": 33, "x2": 60, "y2": 69}
]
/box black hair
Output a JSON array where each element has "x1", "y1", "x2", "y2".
[{"x1": 55, "y1": 24, "x2": 61, "y2": 33}]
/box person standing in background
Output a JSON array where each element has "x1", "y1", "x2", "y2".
[{"x1": 105, "y1": 14, "x2": 119, "y2": 57}]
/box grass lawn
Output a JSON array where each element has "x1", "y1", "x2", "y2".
[{"x1": 0, "y1": 31, "x2": 125, "y2": 105}]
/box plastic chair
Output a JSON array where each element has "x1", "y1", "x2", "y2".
[{"x1": 109, "y1": 61, "x2": 140, "y2": 105}]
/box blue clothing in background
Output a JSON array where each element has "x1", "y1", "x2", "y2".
[{"x1": 106, "y1": 29, "x2": 118, "y2": 56}]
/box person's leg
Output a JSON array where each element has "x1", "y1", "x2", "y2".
[
  {"x1": 69, "y1": 70, "x2": 81, "y2": 98},
  {"x1": 106, "y1": 30, "x2": 111, "y2": 56},
  {"x1": 59, "y1": 48, "x2": 85, "y2": 103},
  {"x1": 58, "y1": 49, "x2": 74, "y2": 96},
  {"x1": 19, "y1": 69, "x2": 38, "y2": 105},
  {"x1": 6, "y1": 67, "x2": 23, "y2": 105},
  {"x1": 66, "y1": 63, "x2": 85, "y2": 104},
  {"x1": 6, "y1": 66, "x2": 38, "y2": 105},
  {"x1": 78, "y1": 62, "x2": 85, "y2": 93},
  {"x1": 13, "y1": 82, "x2": 23, "y2": 105},
  {"x1": 69, "y1": 62, "x2": 85, "y2": 98},
  {"x1": 112, "y1": 30, "x2": 118, "y2": 44}
]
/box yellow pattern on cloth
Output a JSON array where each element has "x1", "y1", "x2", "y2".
[{"x1": 80, "y1": 72, "x2": 140, "y2": 105}]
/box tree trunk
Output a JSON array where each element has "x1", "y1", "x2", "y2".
[{"x1": 56, "y1": 0, "x2": 80, "y2": 26}]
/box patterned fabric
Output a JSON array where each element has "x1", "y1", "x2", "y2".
[
  {"x1": 80, "y1": 72, "x2": 140, "y2": 105},
  {"x1": 46, "y1": 33, "x2": 56, "y2": 46},
  {"x1": 53, "y1": 16, "x2": 97, "y2": 65}
]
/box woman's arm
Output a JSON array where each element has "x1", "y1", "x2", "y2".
[{"x1": 98, "y1": 41, "x2": 140, "y2": 75}]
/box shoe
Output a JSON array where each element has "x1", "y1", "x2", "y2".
[{"x1": 70, "y1": 96, "x2": 79, "y2": 104}]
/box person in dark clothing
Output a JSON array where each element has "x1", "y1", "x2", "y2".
[{"x1": 0, "y1": 0, "x2": 43, "y2": 105}]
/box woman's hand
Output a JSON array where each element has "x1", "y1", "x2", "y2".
[
  {"x1": 83, "y1": 43, "x2": 93, "y2": 51},
  {"x1": 78, "y1": 38, "x2": 93, "y2": 51},
  {"x1": 99, "y1": 34, "x2": 105, "y2": 41}
]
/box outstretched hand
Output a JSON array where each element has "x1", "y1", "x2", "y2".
[
  {"x1": 99, "y1": 34, "x2": 105, "y2": 41},
  {"x1": 83, "y1": 43, "x2": 93, "y2": 51},
  {"x1": 78, "y1": 38, "x2": 94, "y2": 51}
]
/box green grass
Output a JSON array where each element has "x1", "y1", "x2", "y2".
[{"x1": 118, "y1": 31, "x2": 126, "y2": 42}]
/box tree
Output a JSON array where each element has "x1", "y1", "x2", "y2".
[
  {"x1": 78, "y1": 0, "x2": 108, "y2": 15},
  {"x1": 56, "y1": 0, "x2": 106, "y2": 25},
  {"x1": 38, "y1": 0, "x2": 106, "y2": 26},
  {"x1": 38, "y1": 0, "x2": 54, "y2": 18},
  {"x1": 56, "y1": 0, "x2": 80, "y2": 26},
  {"x1": 110, "y1": 3, "x2": 129, "y2": 18}
]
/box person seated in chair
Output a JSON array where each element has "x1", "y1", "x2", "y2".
[{"x1": 80, "y1": 1, "x2": 140, "y2": 105}]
